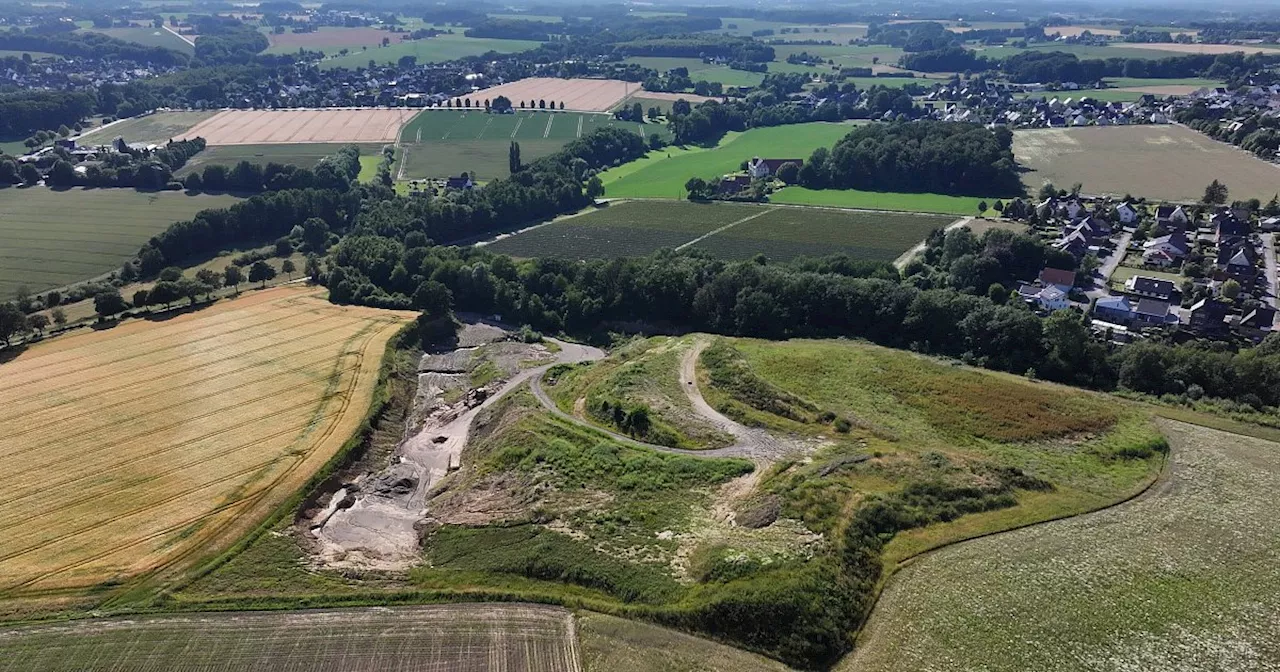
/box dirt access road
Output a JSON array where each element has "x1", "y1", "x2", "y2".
[{"x1": 529, "y1": 338, "x2": 802, "y2": 461}]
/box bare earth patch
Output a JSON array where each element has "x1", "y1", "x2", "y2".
[
  {"x1": 844, "y1": 419, "x2": 1280, "y2": 672},
  {"x1": 458, "y1": 78, "x2": 642, "y2": 112},
  {"x1": 181, "y1": 109, "x2": 417, "y2": 145}
]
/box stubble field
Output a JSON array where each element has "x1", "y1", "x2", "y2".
[
  {"x1": 1014, "y1": 125, "x2": 1280, "y2": 202},
  {"x1": 456, "y1": 78, "x2": 641, "y2": 112},
  {"x1": 75, "y1": 110, "x2": 218, "y2": 146},
  {"x1": 846, "y1": 420, "x2": 1280, "y2": 672},
  {"x1": 0, "y1": 287, "x2": 411, "y2": 595},
  {"x1": 0, "y1": 604, "x2": 581, "y2": 671},
  {"x1": 0, "y1": 187, "x2": 240, "y2": 297},
  {"x1": 181, "y1": 109, "x2": 417, "y2": 145}
]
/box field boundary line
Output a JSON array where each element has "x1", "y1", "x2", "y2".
[
  {"x1": 478, "y1": 116, "x2": 493, "y2": 139},
  {"x1": 543, "y1": 114, "x2": 554, "y2": 139},
  {"x1": 674, "y1": 208, "x2": 775, "y2": 251},
  {"x1": 161, "y1": 24, "x2": 196, "y2": 47},
  {"x1": 576, "y1": 115, "x2": 584, "y2": 138},
  {"x1": 845, "y1": 440, "x2": 1172, "y2": 657},
  {"x1": 510, "y1": 117, "x2": 524, "y2": 138}
]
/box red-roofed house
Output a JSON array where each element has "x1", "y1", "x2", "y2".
[{"x1": 1038, "y1": 267, "x2": 1076, "y2": 292}]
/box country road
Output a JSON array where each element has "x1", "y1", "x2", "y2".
[{"x1": 528, "y1": 338, "x2": 801, "y2": 461}]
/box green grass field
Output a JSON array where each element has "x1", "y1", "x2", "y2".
[
  {"x1": 174, "y1": 143, "x2": 388, "y2": 176},
  {"x1": 974, "y1": 42, "x2": 1196, "y2": 61},
  {"x1": 76, "y1": 110, "x2": 217, "y2": 146},
  {"x1": 598, "y1": 122, "x2": 852, "y2": 199},
  {"x1": 319, "y1": 34, "x2": 541, "y2": 69},
  {"x1": 711, "y1": 17, "x2": 868, "y2": 43},
  {"x1": 689, "y1": 207, "x2": 953, "y2": 262},
  {"x1": 623, "y1": 57, "x2": 771, "y2": 88},
  {"x1": 486, "y1": 200, "x2": 761, "y2": 258},
  {"x1": 484, "y1": 200, "x2": 950, "y2": 262},
  {"x1": 771, "y1": 186, "x2": 994, "y2": 216},
  {"x1": 847, "y1": 420, "x2": 1278, "y2": 672},
  {"x1": 0, "y1": 187, "x2": 240, "y2": 297},
  {"x1": 78, "y1": 26, "x2": 193, "y2": 53},
  {"x1": 397, "y1": 110, "x2": 664, "y2": 179}
]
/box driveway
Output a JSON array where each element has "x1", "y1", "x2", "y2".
[
  {"x1": 1086, "y1": 230, "x2": 1133, "y2": 301},
  {"x1": 1262, "y1": 233, "x2": 1278, "y2": 311}
]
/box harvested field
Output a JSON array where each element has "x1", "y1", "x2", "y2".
[
  {"x1": 319, "y1": 34, "x2": 542, "y2": 69},
  {"x1": 621, "y1": 90, "x2": 723, "y2": 105},
  {"x1": 266, "y1": 26, "x2": 398, "y2": 51},
  {"x1": 78, "y1": 26, "x2": 193, "y2": 52},
  {"x1": 0, "y1": 287, "x2": 412, "y2": 595},
  {"x1": 845, "y1": 420, "x2": 1280, "y2": 672},
  {"x1": 457, "y1": 78, "x2": 641, "y2": 112},
  {"x1": 76, "y1": 111, "x2": 217, "y2": 146},
  {"x1": 579, "y1": 612, "x2": 787, "y2": 672},
  {"x1": 1111, "y1": 41, "x2": 1280, "y2": 55},
  {"x1": 1043, "y1": 25, "x2": 1122, "y2": 37},
  {"x1": 1115, "y1": 84, "x2": 1205, "y2": 96},
  {"x1": 1014, "y1": 125, "x2": 1280, "y2": 202},
  {"x1": 0, "y1": 604, "x2": 581, "y2": 671},
  {"x1": 0, "y1": 187, "x2": 240, "y2": 297},
  {"x1": 180, "y1": 109, "x2": 417, "y2": 145},
  {"x1": 175, "y1": 142, "x2": 388, "y2": 176}
]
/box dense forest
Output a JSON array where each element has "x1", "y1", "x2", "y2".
[
  {"x1": 797, "y1": 121, "x2": 1024, "y2": 196},
  {"x1": 0, "y1": 90, "x2": 96, "y2": 137}
]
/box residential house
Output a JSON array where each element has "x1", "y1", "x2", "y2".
[
  {"x1": 1093, "y1": 295, "x2": 1136, "y2": 323},
  {"x1": 1055, "y1": 229, "x2": 1090, "y2": 259},
  {"x1": 1237, "y1": 307, "x2": 1276, "y2": 342},
  {"x1": 1261, "y1": 216, "x2": 1280, "y2": 231},
  {"x1": 1142, "y1": 229, "x2": 1189, "y2": 266},
  {"x1": 1018, "y1": 284, "x2": 1070, "y2": 311},
  {"x1": 444, "y1": 174, "x2": 474, "y2": 190},
  {"x1": 746, "y1": 157, "x2": 802, "y2": 179},
  {"x1": 717, "y1": 175, "x2": 751, "y2": 195},
  {"x1": 1038, "y1": 267, "x2": 1076, "y2": 292},
  {"x1": 1213, "y1": 211, "x2": 1249, "y2": 245},
  {"x1": 1133, "y1": 298, "x2": 1173, "y2": 325},
  {"x1": 1155, "y1": 204, "x2": 1189, "y2": 228},
  {"x1": 1216, "y1": 241, "x2": 1258, "y2": 281},
  {"x1": 1187, "y1": 298, "x2": 1231, "y2": 334},
  {"x1": 1115, "y1": 201, "x2": 1138, "y2": 224},
  {"x1": 1124, "y1": 276, "x2": 1178, "y2": 301}
]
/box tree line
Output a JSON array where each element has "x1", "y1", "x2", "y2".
[{"x1": 0, "y1": 27, "x2": 190, "y2": 67}]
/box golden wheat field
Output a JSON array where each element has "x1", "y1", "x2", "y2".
[{"x1": 0, "y1": 287, "x2": 412, "y2": 596}]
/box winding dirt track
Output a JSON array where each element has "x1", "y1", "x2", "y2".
[{"x1": 529, "y1": 338, "x2": 800, "y2": 460}]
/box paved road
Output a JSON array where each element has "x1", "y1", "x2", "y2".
[
  {"x1": 1086, "y1": 230, "x2": 1133, "y2": 301},
  {"x1": 529, "y1": 339, "x2": 802, "y2": 461}
]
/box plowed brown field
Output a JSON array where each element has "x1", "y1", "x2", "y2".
[
  {"x1": 181, "y1": 109, "x2": 417, "y2": 145},
  {"x1": 0, "y1": 287, "x2": 412, "y2": 596}
]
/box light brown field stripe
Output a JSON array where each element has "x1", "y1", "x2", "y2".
[
  {"x1": 5, "y1": 294, "x2": 319, "y2": 369},
  {"x1": 6, "y1": 322, "x2": 385, "y2": 594},
  {"x1": 4, "y1": 347, "x2": 350, "y2": 438},
  {"x1": 0, "y1": 311, "x2": 343, "y2": 396},
  {"x1": 0, "y1": 321, "x2": 367, "y2": 448}
]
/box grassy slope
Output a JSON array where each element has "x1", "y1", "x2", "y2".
[
  {"x1": 78, "y1": 26, "x2": 194, "y2": 53},
  {"x1": 0, "y1": 187, "x2": 240, "y2": 297},
  {"x1": 579, "y1": 612, "x2": 791, "y2": 672},
  {"x1": 175, "y1": 143, "x2": 387, "y2": 176},
  {"x1": 598, "y1": 123, "x2": 852, "y2": 199},
  {"x1": 846, "y1": 420, "x2": 1280, "y2": 672}
]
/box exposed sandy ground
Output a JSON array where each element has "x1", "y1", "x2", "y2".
[
  {"x1": 1112, "y1": 41, "x2": 1280, "y2": 55},
  {"x1": 0, "y1": 287, "x2": 412, "y2": 595},
  {"x1": 458, "y1": 78, "x2": 642, "y2": 112},
  {"x1": 181, "y1": 109, "x2": 417, "y2": 145},
  {"x1": 313, "y1": 329, "x2": 605, "y2": 569}
]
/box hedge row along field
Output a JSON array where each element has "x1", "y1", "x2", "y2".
[{"x1": 0, "y1": 287, "x2": 412, "y2": 596}]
